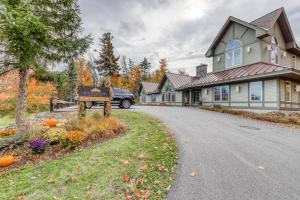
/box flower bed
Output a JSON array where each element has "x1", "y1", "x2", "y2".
[{"x1": 0, "y1": 111, "x2": 127, "y2": 172}]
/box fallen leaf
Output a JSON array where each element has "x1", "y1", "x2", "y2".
[
  {"x1": 138, "y1": 153, "x2": 145, "y2": 159},
  {"x1": 123, "y1": 175, "x2": 130, "y2": 182}
]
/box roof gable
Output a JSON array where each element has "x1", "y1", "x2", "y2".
[
  {"x1": 157, "y1": 72, "x2": 194, "y2": 90},
  {"x1": 205, "y1": 17, "x2": 267, "y2": 57},
  {"x1": 139, "y1": 81, "x2": 159, "y2": 94}
]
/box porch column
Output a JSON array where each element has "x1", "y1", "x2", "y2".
[{"x1": 189, "y1": 90, "x2": 192, "y2": 107}]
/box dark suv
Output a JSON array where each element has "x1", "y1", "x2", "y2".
[{"x1": 85, "y1": 88, "x2": 135, "y2": 109}]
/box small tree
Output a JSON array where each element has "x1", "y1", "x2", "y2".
[{"x1": 0, "y1": 0, "x2": 91, "y2": 137}]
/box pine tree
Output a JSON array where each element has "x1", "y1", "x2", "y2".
[
  {"x1": 140, "y1": 57, "x2": 151, "y2": 77},
  {"x1": 128, "y1": 58, "x2": 135, "y2": 71},
  {"x1": 0, "y1": 0, "x2": 91, "y2": 137},
  {"x1": 95, "y1": 33, "x2": 120, "y2": 76},
  {"x1": 67, "y1": 62, "x2": 77, "y2": 100}
]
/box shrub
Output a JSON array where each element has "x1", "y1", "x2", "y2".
[
  {"x1": 65, "y1": 117, "x2": 84, "y2": 131},
  {"x1": 0, "y1": 155, "x2": 16, "y2": 167},
  {"x1": 87, "y1": 117, "x2": 126, "y2": 138},
  {"x1": 29, "y1": 138, "x2": 48, "y2": 154},
  {"x1": 62, "y1": 131, "x2": 87, "y2": 147},
  {"x1": 43, "y1": 128, "x2": 66, "y2": 145},
  {"x1": 44, "y1": 119, "x2": 58, "y2": 127},
  {"x1": 91, "y1": 111, "x2": 103, "y2": 121},
  {"x1": 0, "y1": 129, "x2": 16, "y2": 136}
]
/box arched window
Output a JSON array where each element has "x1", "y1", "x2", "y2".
[
  {"x1": 270, "y1": 36, "x2": 279, "y2": 64},
  {"x1": 226, "y1": 40, "x2": 241, "y2": 68}
]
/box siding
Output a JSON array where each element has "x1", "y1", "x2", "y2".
[
  {"x1": 213, "y1": 22, "x2": 262, "y2": 72},
  {"x1": 264, "y1": 79, "x2": 278, "y2": 108},
  {"x1": 230, "y1": 83, "x2": 248, "y2": 107}
]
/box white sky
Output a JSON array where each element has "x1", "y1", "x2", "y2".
[{"x1": 78, "y1": 0, "x2": 300, "y2": 75}]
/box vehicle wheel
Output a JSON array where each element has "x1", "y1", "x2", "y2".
[
  {"x1": 121, "y1": 100, "x2": 131, "y2": 109},
  {"x1": 85, "y1": 101, "x2": 93, "y2": 109}
]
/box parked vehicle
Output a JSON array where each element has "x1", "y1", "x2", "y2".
[{"x1": 84, "y1": 88, "x2": 135, "y2": 109}]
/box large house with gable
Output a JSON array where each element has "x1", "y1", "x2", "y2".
[{"x1": 139, "y1": 8, "x2": 300, "y2": 110}]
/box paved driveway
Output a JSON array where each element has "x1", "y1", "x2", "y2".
[{"x1": 132, "y1": 106, "x2": 300, "y2": 200}]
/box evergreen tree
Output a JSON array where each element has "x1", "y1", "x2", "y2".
[
  {"x1": 0, "y1": 0, "x2": 91, "y2": 136},
  {"x1": 121, "y1": 56, "x2": 128, "y2": 76},
  {"x1": 67, "y1": 63, "x2": 77, "y2": 100},
  {"x1": 95, "y1": 33, "x2": 120, "y2": 76},
  {"x1": 140, "y1": 57, "x2": 151, "y2": 77},
  {"x1": 128, "y1": 58, "x2": 135, "y2": 71}
]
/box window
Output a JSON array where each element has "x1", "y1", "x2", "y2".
[
  {"x1": 285, "y1": 81, "x2": 292, "y2": 102},
  {"x1": 270, "y1": 36, "x2": 279, "y2": 64},
  {"x1": 292, "y1": 55, "x2": 297, "y2": 68},
  {"x1": 193, "y1": 91, "x2": 200, "y2": 102},
  {"x1": 151, "y1": 94, "x2": 156, "y2": 102},
  {"x1": 171, "y1": 93, "x2": 176, "y2": 102},
  {"x1": 162, "y1": 93, "x2": 165, "y2": 102},
  {"x1": 214, "y1": 85, "x2": 229, "y2": 102},
  {"x1": 226, "y1": 40, "x2": 241, "y2": 68},
  {"x1": 250, "y1": 81, "x2": 262, "y2": 101}
]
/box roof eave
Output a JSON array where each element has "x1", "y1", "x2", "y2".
[{"x1": 179, "y1": 69, "x2": 299, "y2": 90}]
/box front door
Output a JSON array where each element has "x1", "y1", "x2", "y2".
[{"x1": 192, "y1": 90, "x2": 201, "y2": 105}]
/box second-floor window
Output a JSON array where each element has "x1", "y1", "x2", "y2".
[
  {"x1": 226, "y1": 40, "x2": 241, "y2": 68},
  {"x1": 270, "y1": 36, "x2": 279, "y2": 64}
]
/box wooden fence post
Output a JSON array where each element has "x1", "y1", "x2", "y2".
[
  {"x1": 104, "y1": 77, "x2": 112, "y2": 118},
  {"x1": 50, "y1": 97, "x2": 54, "y2": 112}
]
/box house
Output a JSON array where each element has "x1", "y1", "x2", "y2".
[
  {"x1": 138, "y1": 72, "x2": 195, "y2": 106},
  {"x1": 178, "y1": 7, "x2": 300, "y2": 110}
]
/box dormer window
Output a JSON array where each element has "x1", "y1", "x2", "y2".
[
  {"x1": 270, "y1": 36, "x2": 279, "y2": 64},
  {"x1": 226, "y1": 40, "x2": 241, "y2": 68}
]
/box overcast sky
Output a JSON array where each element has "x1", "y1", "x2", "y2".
[{"x1": 78, "y1": 0, "x2": 300, "y2": 75}]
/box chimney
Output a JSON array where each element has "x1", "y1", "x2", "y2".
[{"x1": 196, "y1": 64, "x2": 207, "y2": 78}]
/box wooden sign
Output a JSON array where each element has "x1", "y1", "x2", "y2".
[{"x1": 78, "y1": 86, "x2": 110, "y2": 102}]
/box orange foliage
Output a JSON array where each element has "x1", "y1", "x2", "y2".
[
  {"x1": 0, "y1": 129, "x2": 16, "y2": 136},
  {"x1": 0, "y1": 155, "x2": 16, "y2": 167},
  {"x1": 62, "y1": 130, "x2": 87, "y2": 147},
  {"x1": 0, "y1": 69, "x2": 57, "y2": 113},
  {"x1": 75, "y1": 59, "x2": 93, "y2": 86}
]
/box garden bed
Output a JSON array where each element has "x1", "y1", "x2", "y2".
[
  {"x1": 0, "y1": 111, "x2": 177, "y2": 200},
  {"x1": 0, "y1": 111, "x2": 127, "y2": 172},
  {"x1": 200, "y1": 106, "x2": 300, "y2": 128}
]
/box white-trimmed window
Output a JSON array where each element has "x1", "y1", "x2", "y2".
[
  {"x1": 270, "y1": 36, "x2": 279, "y2": 64},
  {"x1": 226, "y1": 40, "x2": 241, "y2": 68},
  {"x1": 250, "y1": 81, "x2": 262, "y2": 101},
  {"x1": 285, "y1": 81, "x2": 292, "y2": 102},
  {"x1": 214, "y1": 85, "x2": 229, "y2": 102}
]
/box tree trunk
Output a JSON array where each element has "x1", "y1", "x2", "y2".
[{"x1": 16, "y1": 68, "x2": 29, "y2": 135}]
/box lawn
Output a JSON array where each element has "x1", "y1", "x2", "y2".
[
  {"x1": 0, "y1": 116, "x2": 15, "y2": 128},
  {"x1": 0, "y1": 111, "x2": 177, "y2": 200}
]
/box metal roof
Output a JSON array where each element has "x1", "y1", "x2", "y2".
[
  {"x1": 165, "y1": 72, "x2": 195, "y2": 89},
  {"x1": 179, "y1": 62, "x2": 296, "y2": 89},
  {"x1": 140, "y1": 81, "x2": 159, "y2": 94}
]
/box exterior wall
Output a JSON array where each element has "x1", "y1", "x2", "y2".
[
  {"x1": 213, "y1": 22, "x2": 262, "y2": 72},
  {"x1": 138, "y1": 79, "x2": 184, "y2": 106},
  {"x1": 262, "y1": 22, "x2": 300, "y2": 68},
  {"x1": 195, "y1": 79, "x2": 284, "y2": 110},
  {"x1": 279, "y1": 79, "x2": 300, "y2": 109}
]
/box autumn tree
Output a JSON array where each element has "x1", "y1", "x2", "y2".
[
  {"x1": 152, "y1": 58, "x2": 168, "y2": 83},
  {"x1": 75, "y1": 58, "x2": 93, "y2": 86},
  {"x1": 95, "y1": 33, "x2": 120, "y2": 77},
  {"x1": 0, "y1": 0, "x2": 91, "y2": 138}
]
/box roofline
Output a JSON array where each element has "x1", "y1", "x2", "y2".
[
  {"x1": 205, "y1": 16, "x2": 268, "y2": 57},
  {"x1": 178, "y1": 68, "x2": 300, "y2": 90},
  {"x1": 250, "y1": 7, "x2": 284, "y2": 24}
]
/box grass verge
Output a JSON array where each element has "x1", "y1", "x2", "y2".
[{"x1": 0, "y1": 111, "x2": 177, "y2": 200}]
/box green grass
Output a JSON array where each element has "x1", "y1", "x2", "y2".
[
  {"x1": 0, "y1": 116, "x2": 15, "y2": 128},
  {"x1": 0, "y1": 111, "x2": 177, "y2": 200}
]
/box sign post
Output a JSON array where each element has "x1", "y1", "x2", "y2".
[{"x1": 78, "y1": 86, "x2": 111, "y2": 119}]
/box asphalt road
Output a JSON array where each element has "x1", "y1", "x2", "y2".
[{"x1": 132, "y1": 106, "x2": 300, "y2": 200}]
